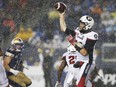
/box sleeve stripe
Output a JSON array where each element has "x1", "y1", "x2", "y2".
[{"x1": 5, "y1": 52, "x2": 14, "y2": 57}]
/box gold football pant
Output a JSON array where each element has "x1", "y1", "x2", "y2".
[{"x1": 8, "y1": 72, "x2": 32, "y2": 87}]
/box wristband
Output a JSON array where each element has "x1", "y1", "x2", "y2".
[
  {"x1": 9, "y1": 69, "x2": 15, "y2": 73},
  {"x1": 75, "y1": 42, "x2": 83, "y2": 52}
]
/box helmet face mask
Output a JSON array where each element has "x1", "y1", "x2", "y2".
[
  {"x1": 11, "y1": 37, "x2": 24, "y2": 52},
  {"x1": 79, "y1": 15, "x2": 94, "y2": 30}
]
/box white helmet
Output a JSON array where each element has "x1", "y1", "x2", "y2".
[
  {"x1": 67, "y1": 44, "x2": 76, "y2": 52},
  {"x1": 11, "y1": 37, "x2": 24, "y2": 52},
  {"x1": 79, "y1": 15, "x2": 94, "y2": 30}
]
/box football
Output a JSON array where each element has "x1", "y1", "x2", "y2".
[{"x1": 54, "y1": 2, "x2": 67, "y2": 13}]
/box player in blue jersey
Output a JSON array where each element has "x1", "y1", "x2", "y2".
[{"x1": 3, "y1": 37, "x2": 32, "y2": 87}]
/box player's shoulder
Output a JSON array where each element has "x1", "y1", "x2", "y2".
[
  {"x1": 5, "y1": 47, "x2": 15, "y2": 57},
  {"x1": 62, "y1": 52, "x2": 68, "y2": 57},
  {"x1": 75, "y1": 27, "x2": 80, "y2": 33},
  {"x1": 86, "y1": 31, "x2": 98, "y2": 40},
  {"x1": 7, "y1": 47, "x2": 15, "y2": 53}
]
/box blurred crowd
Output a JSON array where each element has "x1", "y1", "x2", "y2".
[
  {"x1": 0, "y1": 0, "x2": 116, "y2": 47},
  {"x1": 0, "y1": 0, "x2": 116, "y2": 86}
]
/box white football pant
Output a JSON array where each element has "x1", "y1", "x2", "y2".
[{"x1": 0, "y1": 62, "x2": 9, "y2": 87}]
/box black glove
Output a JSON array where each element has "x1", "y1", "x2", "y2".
[{"x1": 73, "y1": 61, "x2": 84, "y2": 68}]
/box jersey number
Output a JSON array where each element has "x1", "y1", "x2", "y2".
[{"x1": 69, "y1": 56, "x2": 75, "y2": 64}]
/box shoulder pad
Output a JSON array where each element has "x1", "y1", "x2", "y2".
[
  {"x1": 5, "y1": 52, "x2": 14, "y2": 57},
  {"x1": 62, "y1": 52, "x2": 67, "y2": 57},
  {"x1": 86, "y1": 31, "x2": 98, "y2": 40},
  {"x1": 5, "y1": 48, "x2": 15, "y2": 57}
]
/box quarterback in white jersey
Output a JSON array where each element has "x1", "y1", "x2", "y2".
[
  {"x1": 0, "y1": 49, "x2": 9, "y2": 87},
  {"x1": 58, "y1": 6, "x2": 98, "y2": 87}
]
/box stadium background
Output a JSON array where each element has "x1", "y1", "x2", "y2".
[{"x1": 0, "y1": 0, "x2": 116, "y2": 87}]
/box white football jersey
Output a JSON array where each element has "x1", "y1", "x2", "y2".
[
  {"x1": 62, "y1": 51, "x2": 89, "y2": 72},
  {"x1": 75, "y1": 28, "x2": 98, "y2": 45},
  {"x1": 62, "y1": 51, "x2": 77, "y2": 67},
  {"x1": 74, "y1": 28, "x2": 98, "y2": 62},
  {"x1": 62, "y1": 51, "x2": 90, "y2": 86}
]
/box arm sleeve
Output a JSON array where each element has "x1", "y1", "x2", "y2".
[
  {"x1": 84, "y1": 39, "x2": 97, "y2": 64},
  {"x1": 65, "y1": 28, "x2": 75, "y2": 36}
]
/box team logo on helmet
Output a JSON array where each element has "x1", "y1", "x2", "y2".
[
  {"x1": 11, "y1": 37, "x2": 24, "y2": 52},
  {"x1": 79, "y1": 15, "x2": 94, "y2": 30}
]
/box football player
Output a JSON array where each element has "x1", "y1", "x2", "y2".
[
  {"x1": 55, "y1": 44, "x2": 79, "y2": 87},
  {"x1": 57, "y1": 8, "x2": 98, "y2": 87},
  {"x1": 55, "y1": 44, "x2": 96, "y2": 87},
  {"x1": 3, "y1": 37, "x2": 32, "y2": 87},
  {"x1": 0, "y1": 48, "x2": 9, "y2": 87}
]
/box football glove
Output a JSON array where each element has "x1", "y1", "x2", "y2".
[
  {"x1": 73, "y1": 61, "x2": 84, "y2": 68},
  {"x1": 9, "y1": 69, "x2": 19, "y2": 75},
  {"x1": 67, "y1": 34, "x2": 76, "y2": 46}
]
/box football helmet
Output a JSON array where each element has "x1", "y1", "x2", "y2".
[
  {"x1": 79, "y1": 15, "x2": 94, "y2": 30},
  {"x1": 67, "y1": 44, "x2": 76, "y2": 52},
  {"x1": 11, "y1": 37, "x2": 24, "y2": 52}
]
